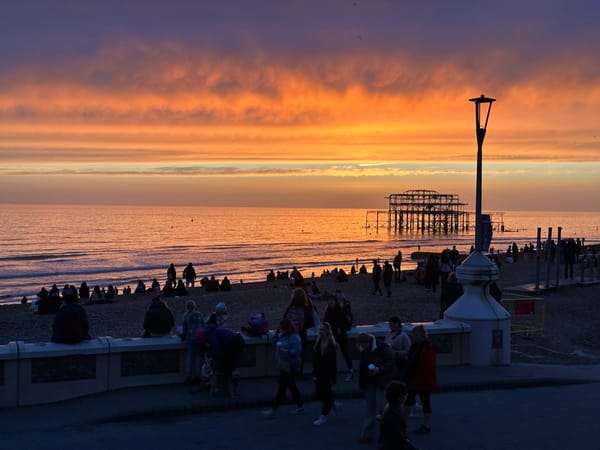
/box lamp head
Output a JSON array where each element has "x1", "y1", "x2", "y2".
[{"x1": 469, "y1": 94, "x2": 496, "y2": 104}]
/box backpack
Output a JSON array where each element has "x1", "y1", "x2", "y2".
[
  {"x1": 185, "y1": 311, "x2": 205, "y2": 342},
  {"x1": 341, "y1": 298, "x2": 353, "y2": 331},
  {"x1": 245, "y1": 313, "x2": 269, "y2": 337}
]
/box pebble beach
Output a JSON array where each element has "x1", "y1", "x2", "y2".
[{"x1": 1, "y1": 257, "x2": 599, "y2": 366}]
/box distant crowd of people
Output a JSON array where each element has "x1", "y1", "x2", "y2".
[{"x1": 29, "y1": 262, "x2": 236, "y2": 315}]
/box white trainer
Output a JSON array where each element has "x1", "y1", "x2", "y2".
[
  {"x1": 261, "y1": 408, "x2": 275, "y2": 418},
  {"x1": 312, "y1": 415, "x2": 328, "y2": 426}
]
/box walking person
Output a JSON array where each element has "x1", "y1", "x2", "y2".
[
  {"x1": 393, "y1": 250, "x2": 403, "y2": 282},
  {"x1": 262, "y1": 318, "x2": 304, "y2": 418},
  {"x1": 403, "y1": 324, "x2": 437, "y2": 434},
  {"x1": 385, "y1": 316, "x2": 411, "y2": 379},
  {"x1": 379, "y1": 381, "x2": 418, "y2": 450},
  {"x1": 311, "y1": 322, "x2": 338, "y2": 426},
  {"x1": 356, "y1": 332, "x2": 394, "y2": 444},
  {"x1": 424, "y1": 254, "x2": 439, "y2": 293},
  {"x1": 283, "y1": 287, "x2": 315, "y2": 375},
  {"x1": 383, "y1": 260, "x2": 394, "y2": 297},
  {"x1": 371, "y1": 259, "x2": 383, "y2": 296},
  {"x1": 323, "y1": 292, "x2": 354, "y2": 381}
]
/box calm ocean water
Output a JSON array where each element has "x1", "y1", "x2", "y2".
[{"x1": 1, "y1": 204, "x2": 599, "y2": 305}]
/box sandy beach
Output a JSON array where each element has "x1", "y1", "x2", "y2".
[{"x1": 1, "y1": 257, "x2": 599, "y2": 365}]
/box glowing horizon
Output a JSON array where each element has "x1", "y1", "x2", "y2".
[{"x1": 1, "y1": 1, "x2": 599, "y2": 210}]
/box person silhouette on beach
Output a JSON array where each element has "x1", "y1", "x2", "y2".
[
  {"x1": 167, "y1": 263, "x2": 177, "y2": 285},
  {"x1": 371, "y1": 260, "x2": 383, "y2": 296}
]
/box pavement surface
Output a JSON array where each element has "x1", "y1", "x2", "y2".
[{"x1": 2, "y1": 363, "x2": 600, "y2": 449}]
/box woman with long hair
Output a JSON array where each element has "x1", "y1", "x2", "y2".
[
  {"x1": 261, "y1": 318, "x2": 304, "y2": 418},
  {"x1": 312, "y1": 322, "x2": 338, "y2": 426}
]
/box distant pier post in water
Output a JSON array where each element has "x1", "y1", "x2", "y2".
[
  {"x1": 555, "y1": 227, "x2": 562, "y2": 287},
  {"x1": 545, "y1": 227, "x2": 553, "y2": 289},
  {"x1": 535, "y1": 227, "x2": 542, "y2": 292}
]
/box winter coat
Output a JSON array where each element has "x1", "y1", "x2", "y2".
[
  {"x1": 312, "y1": 338, "x2": 337, "y2": 385},
  {"x1": 404, "y1": 340, "x2": 437, "y2": 392},
  {"x1": 358, "y1": 338, "x2": 394, "y2": 390}
]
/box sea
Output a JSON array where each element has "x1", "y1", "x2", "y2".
[{"x1": 1, "y1": 204, "x2": 599, "y2": 305}]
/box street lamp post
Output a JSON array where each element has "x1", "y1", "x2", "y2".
[
  {"x1": 469, "y1": 94, "x2": 496, "y2": 252},
  {"x1": 444, "y1": 93, "x2": 510, "y2": 366}
]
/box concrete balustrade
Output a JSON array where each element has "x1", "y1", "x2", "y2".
[
  {"x1": 16, "y1": 338, "x2": 110, "y2": 406},
  {"x1": 0, "y1": 342, "x2": 18, "y2": 408},
  {"x1": 1, "y1": 320, "x2": 471, "y2": 408}
]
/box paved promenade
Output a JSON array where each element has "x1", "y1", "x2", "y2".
[{"x1": 2, "y1": 363, "x2": 600, "y2": 449}]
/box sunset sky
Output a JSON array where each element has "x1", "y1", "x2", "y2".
[{"x1": 1, "y1": 1, "x2": 599, "y2": 211}]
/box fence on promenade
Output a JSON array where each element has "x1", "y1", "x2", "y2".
[{"x1": 501, "y1": 293, "x2": 545, "y2": 336}]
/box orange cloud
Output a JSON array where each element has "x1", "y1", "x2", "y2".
[{"x1": 0, "y1": 43, "x2": 599, "y2": 169}]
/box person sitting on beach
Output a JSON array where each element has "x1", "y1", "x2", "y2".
[
  {"x1": 163, "y1": 279, "x2": 175, "y2": 297},
  {"x1": 49, "y1": 284, "x2": 60, "y2": 297},
  {"x1": 175, "y1": 279, "x2": 188, "y2": 296},
  {"x1": 359, "y1": 264, "x2": 368, "y2": 275},
  {"x1": 36, "y1": 287, "x2": 61, "y2": 315},
  {"x1": 220, "y1": 276, "x2": 232, "y2": 291},
  {"x1": 336, "y1": 268, "x2": 349, "y2": 283},
  {"x1": 142, "y1": 295, "x2": 175, "y2": 337},
  {"x1": 290, "y1": 267, "x2": 305, "y2": 287},
  {"x1": 62, "y1": 284, "x2": 74, "y2": 298},
  {"x1": 51, "y1": 294, "x2": 91, "y2": 344},
  {"x1": 151, "y1": 278, "x2": 160, "y2": 291},
  {"x1": 207, "y1": 302, "x2": 229, "y2": 328},
  {"x1": 134, "y1": 280, "x2": 147, "y2": 294},
  {"x1": 105, "y1": 285, "x2": 117, "y2": 300},
  {"x1": 79, "y1": 282, "x2": 90, "y2": 302},
  {"x1": 266, "y1": 270, "x2": 276, "y2": 282},
  {"x1": 205, "y1": 276, "x2": 220, "y2": 292},
  {"x1": 89, "y1": 285, "x2": 103, "y2": 303}
]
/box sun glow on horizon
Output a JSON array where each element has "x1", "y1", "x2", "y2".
[{"x1": 1, "y1": 2, "x2": 599, "y2": 210}]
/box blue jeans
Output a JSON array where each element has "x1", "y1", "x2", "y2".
[{"x1": 185, "y1": 341, "x2": 203, "y2": 377}]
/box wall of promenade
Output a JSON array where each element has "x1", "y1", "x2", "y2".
[{"x1": 0, "y1": 320, "x2": 470, "y2": 408}]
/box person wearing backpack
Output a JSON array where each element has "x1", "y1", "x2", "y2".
[
  {"x1": 323, "y1": 291, "x2": 354, "y2": 381},
  {"x1": 181, "y1": 300, "x2": 205, "y2": 384}
]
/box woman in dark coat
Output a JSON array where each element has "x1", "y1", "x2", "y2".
[
  {"x1": 323, "y1": 293, "x2": 354, "y2": 380},
  {"x1": 403, "y1": 324, "x2": 437, "y2": 434},
  {"x1": 312, "y1": 322, "x2": 338, "y2": 426}
]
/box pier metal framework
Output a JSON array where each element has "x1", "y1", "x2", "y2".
[
  {"x1": 365, "y1": 190, "x2": 505, "y2": 234},
  {"x1": 387, "y1": 190, "x2": 467, "y2": 232}
]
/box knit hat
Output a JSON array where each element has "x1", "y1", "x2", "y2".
[{"x1": 215, "y1": 302, "x2": 227, "y2": 314}]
